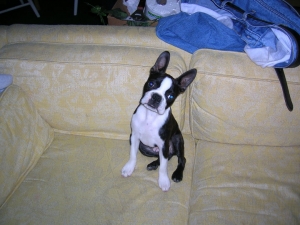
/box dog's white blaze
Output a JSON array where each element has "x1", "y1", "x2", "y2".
[
  {"x1": 155, "y1": 77, "x2": 172, "y2": 114},
  {"x1": 159, "y1": 77, "x2": 172, "y2": 93}
]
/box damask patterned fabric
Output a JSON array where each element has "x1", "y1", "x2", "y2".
[
  {"x1": 0, "y1": 25, "x2": 299, "y2": 224},
  {"x1": 0, "y1": 133, "x2": 196, "y2": 225},
  {"x1": 190, "y1": 49, "x2": 300, "y2": 146},
  {"x1": 189, "y1": 141, "x2": 300, "y2": 224},
  {"x1": 0, "y1": 25, "x2": 192, "y2": 138},
  {"x1": 188, "y1": 49, "x2": 300, "y2": 224},
  {"x1": 0, "y1": 85, "x2": 54, "y2": 207}
]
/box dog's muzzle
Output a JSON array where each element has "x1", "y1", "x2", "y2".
[{"x1": 148, "y1": 93, "x2": 162, "y2": 109}]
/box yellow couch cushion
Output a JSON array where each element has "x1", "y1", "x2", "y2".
[
  {"x1": 189, "y1": 140, "x2": 300, "y2": 224},
  {"x1": 0, "y1": 133, "x2": 195, "y2": 224},
  {"x1": 0, "y1": 85, "x2": 54, "y2": 207},
  {"x1": 0, "y1": 43, "x2": 188, "y2": 139},
  {"x1": 189, "y1": 49, "x2": 300, "y2": 146}
]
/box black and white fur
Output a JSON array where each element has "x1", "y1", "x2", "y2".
[{"x1": 121, "y1": 51, "x2": 197, "y2": 191}]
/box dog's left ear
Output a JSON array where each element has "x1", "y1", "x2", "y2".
[
  {"x1": 176, "y1": 69, "x2": 197, "y2": 93},
  {"x1": 151, "y1": 51, "x2": 170, "y2": 74}
]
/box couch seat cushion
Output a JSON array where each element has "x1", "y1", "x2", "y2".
[
  {"x1": 189, "y1": 140, "x2": 300, "y2": 225},
  {"x1": 0, "y1": 133, "x2": 195, "y2": 225}
]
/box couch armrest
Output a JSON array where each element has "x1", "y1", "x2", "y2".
[{"x1": 0, "y1": 85, "x2": 54, "y2": 207}]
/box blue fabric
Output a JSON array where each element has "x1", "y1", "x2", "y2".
[
  {"x1": 217, "y1": 0, "x2": 300, "y2": 35},
  {"x1": 156, "y1": 0, "x2": 300, "y2": 68},
  {"x1": 156, "y1": 12, "x2": 245, "y2": 54},
  {"x1": 217, "y1": 1, "x2": 300, "y2": 68},
  {"x1": 0, "y1": 74, "x2": 13, "y2": 93}
]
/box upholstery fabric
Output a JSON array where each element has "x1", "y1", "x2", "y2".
[
  {"x1": 189, "y1": 140, "x2": 300, "y2": 225},
  {"x1": 0, "y1": 85, "x2": 54, "y2": 207},
  {"x1": 5, "y1": 25, "x2": 189, "y2": 61},
  {"x1": 0, "y1": 26, "x2": 191, "y2": 138},
  {"x1": 0, "y1": 24, "x2": 299, "y2": 225},
  {"x1": 189, "y1": 49, "x2": 300, "y2": 146},
  {"x1": 0, "y1": 133, "x2": 196, "y2": 225}
]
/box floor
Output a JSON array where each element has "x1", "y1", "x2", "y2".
[{"x1": 0, "y1": 0, "x2": 117, "y2": 25}]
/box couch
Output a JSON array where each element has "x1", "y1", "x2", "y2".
[{"x1": 0, "y1": 24, "x2": 299, "y2": 225}]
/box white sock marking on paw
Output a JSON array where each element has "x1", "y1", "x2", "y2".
[
  {"x1": 121, "y1": 159, "x2": 136, "y2": 177},
  {"x1": 158, "y1": 150, "x2": 170, "y2": 191},
  {"x1": 159, "y1": 174, "x2": 170, "y2": 191}
]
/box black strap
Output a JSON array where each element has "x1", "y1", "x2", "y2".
[{"x1": 275, "y1": 68, "x2": 293, "y2": 111}]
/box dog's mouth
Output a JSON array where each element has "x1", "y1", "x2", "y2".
[
  {"x1": 141, "y1": 93, "x2": 165, "y2": 115},
  {"x1": 142, "y1": 103, "x2": 160, "y2": 114}
]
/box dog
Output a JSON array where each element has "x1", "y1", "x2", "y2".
[{"x1": 121, "y1": 51, "x2": 197, "y2": 191}]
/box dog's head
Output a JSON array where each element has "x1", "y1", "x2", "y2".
[{"x1": 140, "y1": 51, "x2": 197, "y2": 115}]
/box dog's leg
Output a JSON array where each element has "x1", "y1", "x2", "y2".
[
  {"x1": 158, "y1": 145, "x2": 170, "y2": 191},
  {"x1": 122, "y1": 134, "x2": 139, "y2": 177},
  {"x1": 171, "y1": 156, "x2": 186, "y2": 182},
  {"x1": 171, "y1": 134, "x2": 186, "y2": 182},
  {"x1": 147, "y1": 158, "x2": 160, "y2": 171},
  {"x1": 147, "y1": 144, "x2": 176, "y2": 171}
]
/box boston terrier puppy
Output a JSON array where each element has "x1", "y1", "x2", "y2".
[{"x1": 121, "y1": 51, "x2": 197, "y2": 191}]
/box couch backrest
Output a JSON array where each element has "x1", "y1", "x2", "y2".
[
  {"x1": 189, "y1": 49, "x2": 300, "y2": 146},
  {"x1": 0, "y1": 25, "x2": 192, "y2": 139}
]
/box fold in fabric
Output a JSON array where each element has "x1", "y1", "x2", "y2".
[
  {"x1": 244, "y1": 28, "x2": 292, "y2": 68},
  {"x1": 156, "y1": 2, "x2": 297, "y2": 68},
  {"x1": 156, "y1": 12, "x2": 245, "y2": 54}
]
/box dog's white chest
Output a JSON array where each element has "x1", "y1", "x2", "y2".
[{"x1": 131, "y1": 105, "x2": 169, "y2": 148}]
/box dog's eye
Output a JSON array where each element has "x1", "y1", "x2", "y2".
[
  {"x1": 168, "y1": 94, "x2": 174, "y2": 100},
  {"x1": 148, "y1": 81, "x2": 154, "y2": 88}
]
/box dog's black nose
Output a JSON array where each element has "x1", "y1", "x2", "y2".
[{"x1": 152, "y1": 93, "x2": 162, "y2": 103}]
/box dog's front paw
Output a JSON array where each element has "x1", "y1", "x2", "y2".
[
  {"x1": 121, "y1": 160, "x2": 136, "y2": 177},
  {"x1": 171, "y1": 168, "x2": 183, "y2": 183},
  {"x1": 158, "y1": 174, "x2": 170, "y2": 192}
]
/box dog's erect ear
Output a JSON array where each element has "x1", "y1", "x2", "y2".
[
  {"x1": 151, "y1": 51, "x2": 170, "y2": 73},
  {"x1": 176, "y1": 69, "x2": 197, "y2": 93}
]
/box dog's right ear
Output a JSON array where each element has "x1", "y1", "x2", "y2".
[{"x1": 151, "y1": 51, "x2": 170, "y2": 74}]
